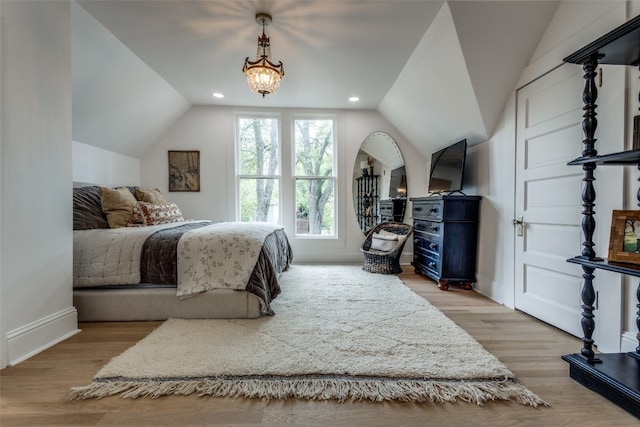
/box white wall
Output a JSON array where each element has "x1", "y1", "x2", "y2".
[
  {"x1": 466, "y1": 0, "x2": 636, "y2": 352},
  {"x1": 464, "y1": 93, "x2": 519, "y2": 307},
  {"x1": 140, "y1": 106, "x2": 428, "y2": 263},
  {"x1": 72, "y1": 141, "x2": 140, "y2": 186},
  {"x1": 71, "y1": 2, "x2": 190, "y2": 158},
  {"x1": 0, "y1": 0, "x2": 6, "y2": 370},
  {"x1": 0, "y1": 0, "x2": 78, "y2": 368}
]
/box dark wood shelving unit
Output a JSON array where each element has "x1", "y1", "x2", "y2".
[
  {"x1": 562, "y1": 353, "x2": 640, "y2": 418},
  {"x1": 563, "y1": 14, "x2": 640, "y2": 65},
  {"x1": 561, "y1": 14, "x2": 640, "y2": 419},
  {"x1": 568, "y1": 256, "x2": 640, "y2": 277},
  {"x1": 568, "y1": 149, "x2": 640, "y2": 166},
  {"x1": 355, "y1": 174, "x2": 379, "y2": 232}
]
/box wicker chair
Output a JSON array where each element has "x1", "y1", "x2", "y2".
[{"x1": 360, "y1": 222, "x2": 413, "y2": 274}]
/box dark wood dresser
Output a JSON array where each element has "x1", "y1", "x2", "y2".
[
  {"x1": 410, "y1": 195, "x2": 481, "y2": 290},
  {"x1": 379, "y1": 199, "x2": 407, "y2": 223}
]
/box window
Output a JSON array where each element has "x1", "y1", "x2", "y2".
[
  {"x1": 235, "y1": 114, "x2": 337, "y2": 238},
  {"x1": 236, "y1": 116, "x2": 280, "y2": 223},
  {"x1": 293, "y1": 117, "x2": 336, "y2": 236}
]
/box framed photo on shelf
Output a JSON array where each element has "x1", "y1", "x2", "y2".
[
  {"x1": 168, "y1": 150, "x2": 200, "y2": 192},
  {"x1": 608, "y1": 210, "x2": 640, "y2": 264}
]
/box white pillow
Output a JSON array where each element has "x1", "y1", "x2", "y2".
[
  {"x1": 370, "y1": 230, "x2": 407, "y2": 251},
  {"x1": 377, "y1": 229, "x2": 400, "y2": 239}
]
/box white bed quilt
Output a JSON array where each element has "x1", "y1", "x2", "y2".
[{"x1": 176, "y1": 222, "x2": 283, "y2": 298}]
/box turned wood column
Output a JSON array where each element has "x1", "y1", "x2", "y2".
[
  {"x1": 636, "y1": 284, "x2": 640, "y2": 357},
  {"x1": 580, "y1": 55, "x2": 601, "y2": 261},
  {"x1": 579, "y1": 54, "x2": 602, "y2": 362}
]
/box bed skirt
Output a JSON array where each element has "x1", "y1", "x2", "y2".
[{"x1": 74, "y1": 288, "x2": 262, "y2": 321}]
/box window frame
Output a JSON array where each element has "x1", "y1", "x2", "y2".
[
  {"x1": 235, "y1": 113, "x2": 283, "y2": 225},
  {"x1": 291, "y1": 114, "x2": 338, "y2": 239}
]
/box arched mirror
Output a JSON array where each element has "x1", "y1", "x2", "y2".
[{"x1": 353, "y1": 132, "x2": 407, "y2": 233}]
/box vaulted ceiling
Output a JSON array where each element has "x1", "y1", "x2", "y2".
[{"x1": 72, "y1": 0, "x2": 559, "y2": 158}]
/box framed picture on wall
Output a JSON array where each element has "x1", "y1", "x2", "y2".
[
  {"x1": 608, "y1": 210, "x2": 640, "y2": 265},
  {"x1": 168, "y1": 150, "x2": 200, "y2": 192}
]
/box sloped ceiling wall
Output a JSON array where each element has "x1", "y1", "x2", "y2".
[
  {"x1": 75, "y1": 0, "x2": 445, "y2": 110},
  {"x1": 71, "y1": 1, "x2": 559, "y2": 159},
  {"x1": 450, "y1": 1, "x2": 558, "y2": 141},
  {"x1": 379, "y1": 1, "x2": 558, "y2": 158},
  {"x1": 72, "y1": 2, "x2": 190, "y2": 157},
  {"x1": 379, "y1": 3, "x2": 485, "y2": 156}
]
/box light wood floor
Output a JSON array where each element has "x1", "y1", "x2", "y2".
[{"x1": 1, "y1": 269, "x2": 638, "y2": 426}]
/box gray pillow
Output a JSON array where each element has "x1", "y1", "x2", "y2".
[
  {"x1": 72, "y1": 186, "x2": 137, "y2": 230},
  {"x1": 73, "y1": 186, "x2": 109, "y2": 230}
]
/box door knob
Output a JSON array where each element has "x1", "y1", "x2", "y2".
[{"x1": 513, "y1": 216, "x2": 524, "y2": 236}]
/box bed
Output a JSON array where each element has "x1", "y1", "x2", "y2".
[{"x1": 72, "y1": 185, "x2": 292, "y2": 321}]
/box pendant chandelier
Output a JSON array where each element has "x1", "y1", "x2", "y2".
[{"x1": 242, "y1": 13, "x2": 285, "y2": 97}]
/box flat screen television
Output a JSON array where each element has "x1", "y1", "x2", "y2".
[
  {"x1": 388, "y1": 166, "x2": 406, "y2": 198},
  {"x1": 427, "y1": 139, "x2": 467, "y2": 194}
]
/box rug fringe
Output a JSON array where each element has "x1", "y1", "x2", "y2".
[{"x1": 68, "y1": 378, "x2": 549, "y2": 407}]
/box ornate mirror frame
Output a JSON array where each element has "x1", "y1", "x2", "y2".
[{"x1": 352, "y1": 132, "x2": 407, "y2": 233}]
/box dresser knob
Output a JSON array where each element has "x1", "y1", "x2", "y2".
[
  {"x1": 429, "y1": 225, "x2": 438, "y2": 232},
  {"x1": 429, "y1": 242, "x2": 437, "y2": 250},
  {"x1": 428, "y1": 262, "x2": 436, "y2": 269},
  {"x1": 429, "y1": 207, "x2": 438, "y2": 213}
]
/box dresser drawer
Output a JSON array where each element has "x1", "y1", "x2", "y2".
[
  {"x1": 413, "y1": 247, "x2": 440, "y2": 276},
  {"x1": 411, "y1": 196, "x2": 481, "y2": 222},
  {"x1": 379, "y1": 200, "x2": 393, "y2": 210},
  {"x1": 413, "y1": 219, "x2": 442, "y2": 235},
  {"x1": 413, "y1": 231, "x2": 440, "y2": 253},
  {"x1": 412, "y1": 199, "x2": 443, "y2": 221}
]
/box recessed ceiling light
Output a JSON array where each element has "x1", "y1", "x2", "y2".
[
  {"x1": 212, "y1": 92, "x2": 225, "y2": 99},
  {"x1": 349, "y1": 96, "x2": 360, "y2": 102}
]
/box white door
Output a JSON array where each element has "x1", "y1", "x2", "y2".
[
  {"x1": 515, "y1": 63, "x2": 625, "y2": 349},
  {"x1": 514, "y1": 64, "x2": 586, "y2": 338}
]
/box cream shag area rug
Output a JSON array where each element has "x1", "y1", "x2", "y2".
[{"x1": 70, "y1": 265, "x2": 546, "y2": 406}]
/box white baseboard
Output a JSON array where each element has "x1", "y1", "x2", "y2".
[
  {"x1": 621, "y1": 331, "x2": 638, "y2": 353},
  {"x1": 6, "y1": 306, "x2": 79, "y2": 366},
  {"x1": 399, "y1": 251, "x2": 412, "y2": 266}
]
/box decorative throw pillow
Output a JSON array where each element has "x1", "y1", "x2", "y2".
[
  {"x1": 99, "y1": 186, "x2": 138, "y2": 228},
  {"x1": 134, "y1": 187, "x2": 167, "y2": 204},
  {"x1": 136, "y1": 201, "x2": 184, "y2": 226},
  {"x1": 129, "y1": 205, "x2": 144, "y2": 226},
  {"x1": 73, "y1": 186, "x2": 110, "y2": 230},
  {"x1": 370, "y1": 230, "x2": 407, "y2": 252},
  {"x1": 377, "y1": 229, "x2": 401, "y2": 239}
]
